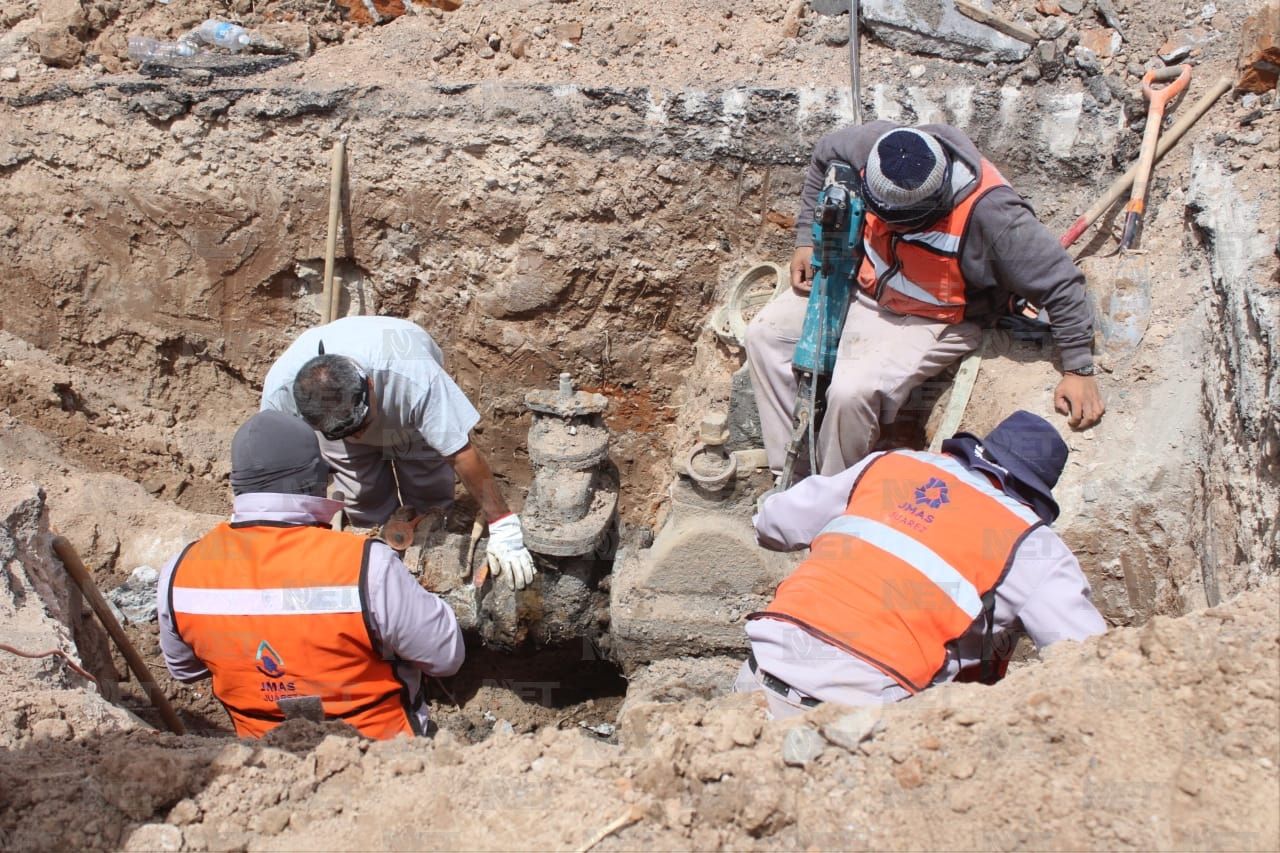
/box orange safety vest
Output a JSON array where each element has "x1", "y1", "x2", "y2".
[
  {"x1": 749, "y1": 450, "x2": 1041, "y2": 694},
  {"x1": 856, "y1": 159, "x2": 1010, "y2": 324},
  {"x1": 168, "y1": 521, "x2": 419, "y2": 739}
]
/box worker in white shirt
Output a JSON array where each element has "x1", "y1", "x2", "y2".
[
  {"x1": 261, "y1": 315, "x2": 535, "y2": 590},
  {"x1": 738, "y1": 410, "x2": 1106, "y2": 718}
]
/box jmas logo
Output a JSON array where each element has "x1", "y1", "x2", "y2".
[
  {"x1": 255, "y1": 640, "x2": 286, "y2": 677},
  {"x1": 892, "y1": 477, "x2": 950, "y2": 532}
]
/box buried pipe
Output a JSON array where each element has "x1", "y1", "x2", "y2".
[{"x1": 51, "y1": 536, "x2": 187, "y2": 735}]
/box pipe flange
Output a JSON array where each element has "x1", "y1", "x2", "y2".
[{"x1": 685, "y1": 443, "x2": 738, "y2": 490}]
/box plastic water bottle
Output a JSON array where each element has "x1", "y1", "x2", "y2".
[
  {"x1": 127, "y1": 36, "x2": 198, "y2": 62},
  {"x1": 193, "y1": 19, "x2": 252, "y2": 52}
]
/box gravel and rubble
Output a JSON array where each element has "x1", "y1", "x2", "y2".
[{"x1": 1, "y1": 583, "x2": 1276, "y2": 851}]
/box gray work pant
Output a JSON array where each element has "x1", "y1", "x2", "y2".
[
  {"x1": 745, "y1": 288, "x2": 982, "y2": 475},
  {"x1": 316, "y1": 437, "x2": 456, "y2": 527}
]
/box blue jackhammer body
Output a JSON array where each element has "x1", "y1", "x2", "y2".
[{"x1": 778, "y1": 161, "x2": 865, "y2": 489}]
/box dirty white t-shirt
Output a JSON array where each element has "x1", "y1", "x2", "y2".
[{"x1": 261, "y1": 316, "x2": 480, "y2": 458}]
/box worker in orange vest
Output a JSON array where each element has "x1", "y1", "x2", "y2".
[
  {"x1": 746, "y1": 123, "x2": 1106, "y2": 479},
  {"x1": 156, "y1": 410, "x2": 464, "y2": 739},
  {"x1": 737, "y1": 411, "x2": 1105, "y2": 718}
]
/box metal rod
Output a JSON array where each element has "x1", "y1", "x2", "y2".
[
  {"x1": 321, "y1": 134, "x2": 348, "y2": 324},
  {"x1": 1061, "y1": 77, "x2": 1231, "y2": 249},
  {"x1": 848, "y1": 0, "x2": 861, "y2": 124},
  {"x1": 51, "y1": 536, "x2": 186, "y2": 735}
]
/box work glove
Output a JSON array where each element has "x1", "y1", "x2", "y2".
[{"x1": 486, "y1": 514, "x2": 537, "y2": 591}]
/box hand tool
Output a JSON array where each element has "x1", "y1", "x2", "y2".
[
  {"x1": 381, "y1": 505, "x2": 444, "y2": 552},
  {"x1": 321, "y1": 133, "x2": 347, "y2": 324},
  {"x1": 1119, "y1": 64, "x2": 1192, "y2": 251},
  {"x1": 778, "y1": 161, "x2": 866, "y2": 491},
  {"x1": 51, "y1": 536, "x2": 186, "y2": 735}
]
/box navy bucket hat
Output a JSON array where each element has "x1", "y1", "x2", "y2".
[{"x1": 940, "y1": 410, "x2": 1069, "y2": 524}]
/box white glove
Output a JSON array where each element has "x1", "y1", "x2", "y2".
[{"x1": 486, "y1": 514, "x2": 537, "y2": 591}]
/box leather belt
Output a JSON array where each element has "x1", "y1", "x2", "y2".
[{"x1": 747, "y1": 652, "x2": 821, "y2": 708}]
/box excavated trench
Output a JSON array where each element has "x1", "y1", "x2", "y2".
[{"x1": 1, "y1": 52, "x2": 1276, "y2": 741}]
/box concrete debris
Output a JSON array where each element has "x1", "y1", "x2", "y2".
[
  {"x1": 859, "y1": 0, "x2": 1032, "y2": 63},
  {"x1": 1079, "y1": 27, "x2": 1120, "y2": 58},
  {"x1": 781, "y1": 725, "x2": 826, "y2": 766},
  {"x1": 1073, "y1": 45, "x2": 1103, "y2": 74},
  {"x1": 1236, "y1": 2, "x2": 1280, "y2": 94},
  {"x1": 107, "y1": 566, "x2": 160, "y2": 625},
  {"x1": 820, "y1": 708, "x2": 882, "y2": 750},
  {"x1": 1158, "y1": 26, "x2": 1213, "y2": 64}
]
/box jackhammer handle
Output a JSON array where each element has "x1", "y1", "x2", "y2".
[{"x1": 1060, "y1": 77, "x2": 1231, "y2": 249}]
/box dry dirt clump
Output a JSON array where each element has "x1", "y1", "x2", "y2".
[{"x1": 1, "y1": 584, "x2": 1275, "y2": 852}]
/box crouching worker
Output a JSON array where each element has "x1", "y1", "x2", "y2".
[
  {"x1": 737, "y1": 411, "x2": 1105, "y2": 719},
  {"x1": 156, "y1": 410, "x2": 464, "y2": 739}
]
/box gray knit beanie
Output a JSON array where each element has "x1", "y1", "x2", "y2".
[
  {"x1": 229, "y1": 410, "x2": 330, "y2": 497},
  {"x1": 865, "y1": 128, "x2": 949, "y2": 211}
]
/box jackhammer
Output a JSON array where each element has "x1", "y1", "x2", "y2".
[{"x1": 777, "y1": 161, "x2": 866, "y2": 491}]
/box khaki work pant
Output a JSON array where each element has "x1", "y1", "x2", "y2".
[
  {"x1": 745, "y1": 288, "x2": 982, "y2": 475},
  {"x1": 317, "y1": 437, "x2": 456, "y2": 527}
]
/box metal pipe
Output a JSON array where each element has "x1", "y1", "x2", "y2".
[
  {"x1": 321, "y1": 134, "x2": 348, "y2": 324},
  {"x1": 51, "y1": 536, "x2": 186, "y2": 735},
  {"x1": 848, "y1": 0, "x2": 861, "y2": 124}
]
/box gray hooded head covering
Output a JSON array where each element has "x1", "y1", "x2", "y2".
[{"x1": 229, "y1": 411, "x2": 330, "y2": 497}]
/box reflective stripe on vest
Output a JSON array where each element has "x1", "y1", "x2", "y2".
[
  {"x1": 856, "y1": 159, "x2": 1010, "y2": 324},
  {"x1": 170, "y1": 523, "x2": 416, "y2": 740},
  {"x1": 750, "y1": 450, "x2": 1040, "y2": 693}
]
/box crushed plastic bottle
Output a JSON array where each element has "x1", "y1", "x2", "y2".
[
  {"x1": 192, "y1": 19, "x2": 253, "y2": 52},
  {"x1": 127, "y1": 35, "x2": 199, "y2": 62}
]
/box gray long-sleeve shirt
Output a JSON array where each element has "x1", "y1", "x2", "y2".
[
  {"x1": 795, "y1": 121, "x2": 1095, "y2": 372},
  {"x1": 157, "y1": 492, "x2": 464, "y2": 730},
  {"x1": 750, "y1": 451, "x2": 1106, "y2": 706}
]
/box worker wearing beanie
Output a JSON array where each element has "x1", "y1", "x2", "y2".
[
  {"x1": 746, "y1": 122, "x2": 1105, "y2": 477},
  {"x1": 736, "y1": 411, "x2": 1106, "y2": 717},
  {"x1": 156, "y1": 410, "x2": 464, "y2": 739}
]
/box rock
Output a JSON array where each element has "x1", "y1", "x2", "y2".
[
  {"x1": 1094, "y1": 0, "x2": 1125, "y2": 34},
  {"x1": 31, "y1": 717, "x2": 73, "y2": 741},
  {"x1": 614, "y1": 22, "x2": 644, "y2": 48},
  {"x1": 1058, "y1": 0, "x2": 1083, "y2": 13},
  {"x1": 951, "y1": 760, "x2": 977, "y2": 779},
  {"x1": 1086, "y1": 75, "x2": 1112, "y2": 105},
  {"x1": 39, "y1": 0, "x2": 87, "y2": 36},
  {"x1": 1036, "y1": 16, "x2": 1068, "y2": 39},
  {"x1": 1079, "y1": 27, "x2": 1120, "y2": 58},
  {"x1": 0, "y1": 67, "x2": 16, "y2": 82},
  {"x1": 122, "y1": 824, "x2": 182, "y2": 853},
  {"x1": 166, "y1": 799, "x2": 200, "y2": 826},
  {"x1": 254, "y1": 806, "x2": 291, "y2": 836},
  {"x1": 553, "y1": 22, "x2": 582, "y2": 43},
  {"x1": 1240, "y1": 93, "x2": 1261, "y2": 111},
  {"x1": 314, "y1": 735, "x2": 360, "y2": 781},
  {"x1": 820, "y1": 708, "x2": 882, "y2": 750},
  {"x1": 859, "y1": 0, "x2": 1031, "y2": 64},
  {"x1": 108, "y1": 566, "x2": 159, "y2": 624},
  {"x1": 1036, "y1": 40, "x2": 1063, "y2": 79},
  {"x1": 30, "y1": 25, "x2": 84, "y2": 69},
  {"x1": 782, "y1": 726, "x2": 826, "y2": 766},
  {"x1": 1236, "y1": 3, "x2": 1280, "y2": 93},
  {"x1": 256, "y1": 23, "x2": 313, "y2": 58},
  {"x1": 1073, "y1": 46, "x2": 1102, "y2": 74},
  {"x1": 509, "y1": 29, "x2": 531, "y2": 58},
  {"x1": 1022, "y1": 63, "x2": 1042, "y2": 82},
  {"x1": 1158, "y1": 27, "x2": 1211, "y2": 64},
  {"x1": 1035, "y1": 0, "x2": 1061, "y2": 14},
  {"x1": 819, "y1": 19, "x2": 850, "y2": 46}
]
